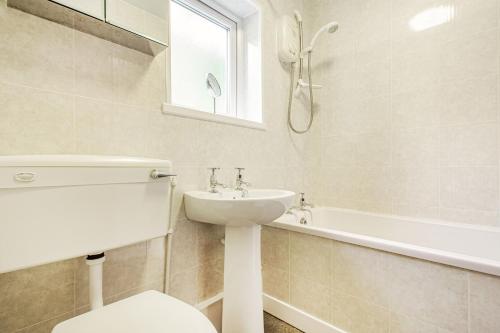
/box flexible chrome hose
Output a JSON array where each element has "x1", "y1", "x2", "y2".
[{"x1": 287, "y1": 51, "x2": 314, "y2": 134}]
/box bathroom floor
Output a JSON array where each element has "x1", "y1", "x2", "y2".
[{"x1": 264, "y1": 312, "x2": 303, "y2": 333}]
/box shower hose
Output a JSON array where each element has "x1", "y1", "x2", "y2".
[{"x1": 287, "y1": 51, "x2": 314, "y2": 134}]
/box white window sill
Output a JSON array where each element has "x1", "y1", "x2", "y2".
[{"x1": 162, "y1": 103, "x2": 266, "y2": 131}]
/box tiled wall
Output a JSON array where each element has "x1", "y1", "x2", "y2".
[
  {"x1": 307, "y1": 0, "x2": 500, "y2": 226},
  {"x1": 0, "y1": 0, "x2": 312, "y2": 332},
  {"x1": 262, "y1": 226, "x2": 500, "y2": 332}
]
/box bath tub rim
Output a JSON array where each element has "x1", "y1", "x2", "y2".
[{"x1": 271, "y1": 207, "x2": 500, "y2": 277}]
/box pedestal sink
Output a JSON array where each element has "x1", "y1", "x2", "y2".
[{"x1": 184, "y1": 189, "x2": 295, "y2": 333}]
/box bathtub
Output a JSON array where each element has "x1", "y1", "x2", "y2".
[{"x1": 271, "y1": 207, "x2": 500, "y2": 277}]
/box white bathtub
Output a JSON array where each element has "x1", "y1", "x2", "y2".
[{"x1": 272, "y1": 207, "x2": 500, "y2": 276}]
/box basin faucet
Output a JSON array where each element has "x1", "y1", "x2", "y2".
[
  {"x1": 234, "y1": 168, "x2": 251, "y2": 197},
  {"x1": 208, "y1": 168, "x2": 226, "y2": 193}
]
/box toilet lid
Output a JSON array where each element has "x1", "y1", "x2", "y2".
[{"x1": 52, "y1": 291, "x2": 217, "y2": 333}]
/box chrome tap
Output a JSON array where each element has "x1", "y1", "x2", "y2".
[
  {"x1": 287, "y1": 192, "x2": 314, "y2": 213},
  {"x1": 208, "y1": 168, "x2": 226, "y2": 193},
  {"x1": 298, "y1": 192, "x2": 314, "y2": 210},
  {"x1": 234, "y1": 167, "x2": 251, "y2": 196},
  {"x1": 287, "y1": 192, "x2": 314, "y2": 224}
]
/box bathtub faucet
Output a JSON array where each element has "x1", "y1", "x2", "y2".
[
  {"x1": 287, "y1": 192, "x2": 314, "y2": 214},
  {"x1": 298, "y1": 192, "x2": 314, "y2": 210},
  {"x1": 286, "y1": 193, "x2": 313, "y2": 224}
]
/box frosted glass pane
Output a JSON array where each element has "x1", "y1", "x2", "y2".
[{"x1": 170, "y1": 1, "x2": 228, "y2": 114}]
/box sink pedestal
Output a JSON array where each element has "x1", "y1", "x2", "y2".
[
  {"x1": 222, "y1": 225, "x2": 264, "y2": 333},
  {"x1": 183, "y1": 189, "x2": 295, "y2": 333}
]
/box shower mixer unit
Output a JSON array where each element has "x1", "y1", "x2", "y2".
[{"x1": 277, "y1": 10, "x2": 339, "y2": 134}]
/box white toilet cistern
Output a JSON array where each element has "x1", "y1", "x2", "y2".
[{"x1": 0, "y1": 156, "x2": 216, "y2": 333}]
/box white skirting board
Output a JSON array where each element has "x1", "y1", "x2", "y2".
[
  {"x1": 195, "y1": 292, "x2": 224, "y2": 310},
  {"x1": 195, "y1": 292, "x2": 346, "y2": 333},
  {"x1": 263, "y1": 294, "x2": 346, "y2": 333}
]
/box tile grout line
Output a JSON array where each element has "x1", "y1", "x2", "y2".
[{"x1": 14, "y1": 311, "x2": 74, "y2": 333}]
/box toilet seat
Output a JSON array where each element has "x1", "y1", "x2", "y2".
[{"x1": 52, "y1": 290, "x2": 217, "y2": 333}]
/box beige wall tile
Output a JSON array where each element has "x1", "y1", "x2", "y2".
[
  {"x1": 16, "y1": 311, "x2": 74, "y2": 333},
  {"x1": 197, "y1": 223, "x2": 225, "y2": 264},
  {"x1": 389, "y1": 312, "x2": 443, "y2": 333},
  {"x1": 74, "y1": 97, "x2": 113, "y2": 154},
  {"x1": 197, "y1": 259, "x2": 224, "y2": 301},
  {"x1": 290, "y1": 232, "x2": 332, "y2": 287},
  {"x1": 0, "y1": 260, "x2": 75, "y2": 332},
  {"x1": 262, "y1": 266, "x2": 289, "y2": 302},
  {"x1": 391, "y1": 166, "x2": 439, "y2": 208},
  {"x1": 74, "y1": 31, "x2": 114, "y2": 101},
  {"x1": 440, "y1": 166, "x2": 499, "y2": 212},
  {"x1": 262, "y1": 226, "x2": 289, "y2": 271},
  {"x1": 441, "y1": 29, "x2": 498, "y2": 84},
  {"x1": 146, "y1": 237, "x2": 166, "y2": 283},
  {"x1": 331, "y1": 291, "x2": 390, "y2": 333},
  {"x1": 383, "y1": 253, "x2": 468, "y2": 332},
  {"x1": 332, "y1": 242, "x2": 389, "y2": 307},
  {"x1": 438, "y1": 74, "x2": 498, "y2": 126},
  {"x1": 439, "y1": 207, "x2": 498, "y2": 226},
  {"x1": 391, "y1": 127, "x2": 440, "y2": 168},
  {"x1": 112, "y1": 44, "x2": 165, "y2": 108},
  {"x1": 102, "y1": 242, "x2": 148, "y2": 300},
  {"x1": 146, "y1": 113, "x2": 203, "y2": 167},
  {"x1": 392, "y1": 88, "x2": 441, "y2": 129},
  {"x1": 290, "y1": 274, "x2": 331, "y2": 323},
  {"x1": 169, "y1": 267, "x2": 198, "y2": 305},
  {"x1": 0, "y1": 82, "x2": 75, "y2": 154},
  {"x1": 470, "y1": 272, "x2": 500, "y2": 333},
  {"x1": 325, "y1": 95, "x2": 391, "y2": 137},
  {"x1": 170, "y1": 219, "x2": 198, "y2": 275},
  {"x1": 356, "y1": 59, "x2": 391, "y2": 99},
  {"x1": 440, "y1": 123, "x2": 498, "y2": 167},
  {"x1": 0, "y1": 2, "x2": 75, "y2": 94},
  {"x1": 104, "y1": 279, "x2": 164, "y2": 305},
  {"x1": 202, "y1": 300, "x2": 223, "y2": 333},
  {"x1": 392, "y1": 203, "x2": 440, "y2": 221}
]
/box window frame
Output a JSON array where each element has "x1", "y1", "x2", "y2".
[{"x1": 169, "y1": 0, "x2": 238, "y2": 117}]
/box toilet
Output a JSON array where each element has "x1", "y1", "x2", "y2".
[
  {"x1": 0, "y1": 155, "x2": 216, "y2": 333},
  {"x1": 53, "y1": 291, "x2": 216, "y2": 333}
]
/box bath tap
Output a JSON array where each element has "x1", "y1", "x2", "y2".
[
  {"x1": 234, "y1": 167, "x2": 251, "y2": 197},
  {"x1": 298, "y1": 192, "x2": 314, "y2": 210},
  {"x1": 287, "y1": 193, "x2": 314, "y2": 224}
]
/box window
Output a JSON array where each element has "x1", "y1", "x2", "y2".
[
  {"x1": 170, "y1": 0, "x2": 236, "y2": 116},
  {"x1": 167, "y1": 0, "x2": 262, "y2": 126}
]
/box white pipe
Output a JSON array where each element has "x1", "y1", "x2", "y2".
[
  {"x1": 86, "y1": 255, "x2": 105, "y2": 310},
  {"x1": 163, "y1": 176, "x2": 177, "y2": 294},
  {"x1": 164, "y1": 233, "x2": 173, "y2": 293}
]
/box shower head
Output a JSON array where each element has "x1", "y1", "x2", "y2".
[
  {"x1": 294, "y1": 10, "x2": 303, "y2": 23},
  {"x1": 305, "y1": 21, "x2": 339, "y2": 53}
]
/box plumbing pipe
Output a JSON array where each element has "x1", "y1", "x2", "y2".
[
  {"x1": 163, "y1": 175, "x2": 177, "y2": 294},
  {"x1": 86, "y1": 253, "x2": 106, "y2": 310}
]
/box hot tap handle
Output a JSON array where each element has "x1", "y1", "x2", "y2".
[
  {"x1": 235, "y1": 167, "x2": 245, "y2": 179},
  {"x1": 208, "y1": 167, "x2": 221, "y2": 175}
]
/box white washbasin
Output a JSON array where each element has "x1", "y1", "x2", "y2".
[{"x1": 184, "y1": 189, "x2": 295, "y2": 227}]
